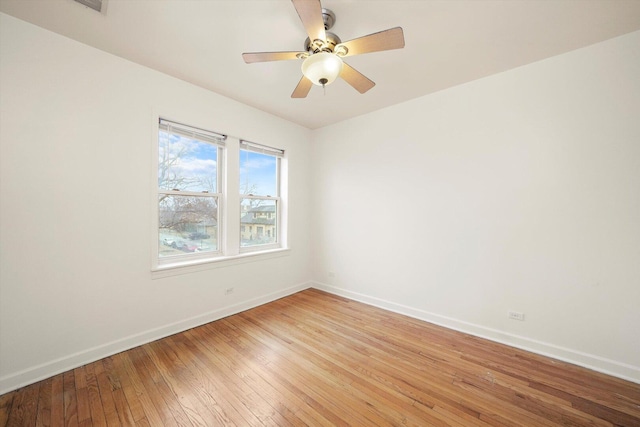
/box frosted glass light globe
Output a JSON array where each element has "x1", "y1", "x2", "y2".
[{"x1": 301, "y1": 52, "x2": 344, "y2": 86}]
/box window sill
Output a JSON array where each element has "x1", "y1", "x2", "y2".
[{"x1": 151, "y1": 247, "x2": 290, "y2": 279}]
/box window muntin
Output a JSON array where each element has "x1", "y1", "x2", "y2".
[
  {"x1": 157, "y1": 120, "x2": 225, "y2": 262},
  {"x1": 239, "y1": 141, "x2": 283, "y2": 251}
]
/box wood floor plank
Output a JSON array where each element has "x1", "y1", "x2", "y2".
[
  {"x1": 35, "y1": 376, "x2": 52, "y2": 427},
  {"x1": 49, "y1": 374, "x2": 64, "y2": 427},
  {"x1": 5, "y1": 382, "x2": 40, "y2": 426},
  {"x1": 145, "y1": 339, "x2": 222, "y2": 426},
  {"x1": 0, "y1": 390, "x2": 16, "y2": 426},
  {"x1": 62, "y1": 370, "x2": 78, "y2": 427},
  {"x1": 108, "y1": 353, "x2": 151, "y2": 425},
  {"x1": 1, "y1": 289, "x2": 639, "y2": 426},
  {"x1": 161, "y1": 334, "x2": 249, "y2": 426},
  {"x1": 0, "y1": 391, "x2": 18, "y2": 426},
  {"x1": 83, "y1": 363, "x2": 107, "y2": 427},
  {"x1": 101, "y1": 357, "x2": 136, "y2": 427},
  {"x1": 93, "y1": 359, "x2": 121, "y2": 427},
  {"x1": 116, "y1": 351, "x2": 168, "y2": 427},
  {"x1": 73, "y1": 366, "x2": 91, "y2": 426},
  {"x1": 128, "y1": 349, "x2": 191, "y2": 427},
  {"x1": 126, "y1": 346, "x2": 182, "y2": 427}
]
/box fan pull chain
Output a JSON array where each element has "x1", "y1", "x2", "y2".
[{"x1": 320, "y1": 77, "x2": 328, "y2": 95}]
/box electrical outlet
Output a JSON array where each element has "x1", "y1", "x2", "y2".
[
  {"x1": 225, "y1": 287, "x2": 234, "y2": 295},
  {"x1": 508, "y1": 310, "x2": 525, "y2": 321}
]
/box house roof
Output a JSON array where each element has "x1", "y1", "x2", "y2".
[
  {"x1": 248, "y1": 206, "x2": 276, "y2": 213},
  {"x1": 241, "y1": 214, "x2": 275, "y2": 226}
]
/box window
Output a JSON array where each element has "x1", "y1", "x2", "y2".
[
  {"x1": 154, "y1": 119, "x2": 287, "y2": 269},
  {"x1": 157, "y1": 119, "x2": 225, "y2": 264},
  {"x1": 240, "y1": 140, "x2": 283, "y2": 251}
]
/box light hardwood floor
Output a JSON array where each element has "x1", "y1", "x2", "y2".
[{"x1": 1, "y1": 288, "x2": 639, "y2": 426}]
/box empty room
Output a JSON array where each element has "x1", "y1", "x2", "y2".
[{"x1": 1, "y1": 0, "x2": 639, "y2": 425}]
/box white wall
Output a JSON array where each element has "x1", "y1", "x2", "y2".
[
  {"x1": 0, "y1": 13, "x2": 312, "y2": 394},
  {"x1": 311, "y1": 31, "x2": 640, "y2": 383}
]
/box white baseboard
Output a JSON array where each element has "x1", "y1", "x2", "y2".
[
  {"x1": 0, "y1": 282, "x2": 312, "y2": 395},
  {"x1": 312, "y1": 282, "x2": 640, "y2": 385}
]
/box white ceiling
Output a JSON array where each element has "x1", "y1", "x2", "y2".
[{"x1": 2, "y1": 0, "x2": 640, "y2": 129}]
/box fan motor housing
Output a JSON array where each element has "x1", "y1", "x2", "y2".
[
  {"x1": 304, "y1": 32, "x2": 341, "y2": 53},
  {"x1": 303, "y1": 9, "x2": 340, "y2": 54}
]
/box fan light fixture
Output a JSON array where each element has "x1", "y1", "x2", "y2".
[{"x1": 301, "y1": 52, "x2": 344, "y2": 87}]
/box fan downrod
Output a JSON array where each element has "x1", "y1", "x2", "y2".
[{"x1": 322, "y1": 8, "x2": 336, "y2": 30}]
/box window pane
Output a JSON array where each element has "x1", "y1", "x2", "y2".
[
  {"x1": 240, "y1": 199, "x2": 276, "y2": 247},
  {"x1": 159, "y1": 195, "x2": 218, "y2": 257},
  {"x1": 239, "y1": 150, "x2": 277, "y2": 196},
  {"x1": 159, "y1": 130, "x2": 218, "y2": 192}
]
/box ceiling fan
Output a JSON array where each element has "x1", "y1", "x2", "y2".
[{"x1": 242, "y1": 0, "x2": 405, "y2": 98}]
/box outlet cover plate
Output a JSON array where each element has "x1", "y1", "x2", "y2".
[{"x1": 508, "y1": 310, "x2": 525, "y2": 321}]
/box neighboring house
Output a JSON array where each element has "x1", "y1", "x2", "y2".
[{"x1": 241, "y1": 205, "x2": 276, "y2": 243}]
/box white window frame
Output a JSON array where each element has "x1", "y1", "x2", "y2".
[
  {"x1": 239, "y1": 140, "x2": 284, "y2": 253},
  {"x1": 155, "y1": 119, "x2": 226, "y2": 268},
  {"x1": 152, "y1": 118, "x2": 288, "y2": 272}
]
